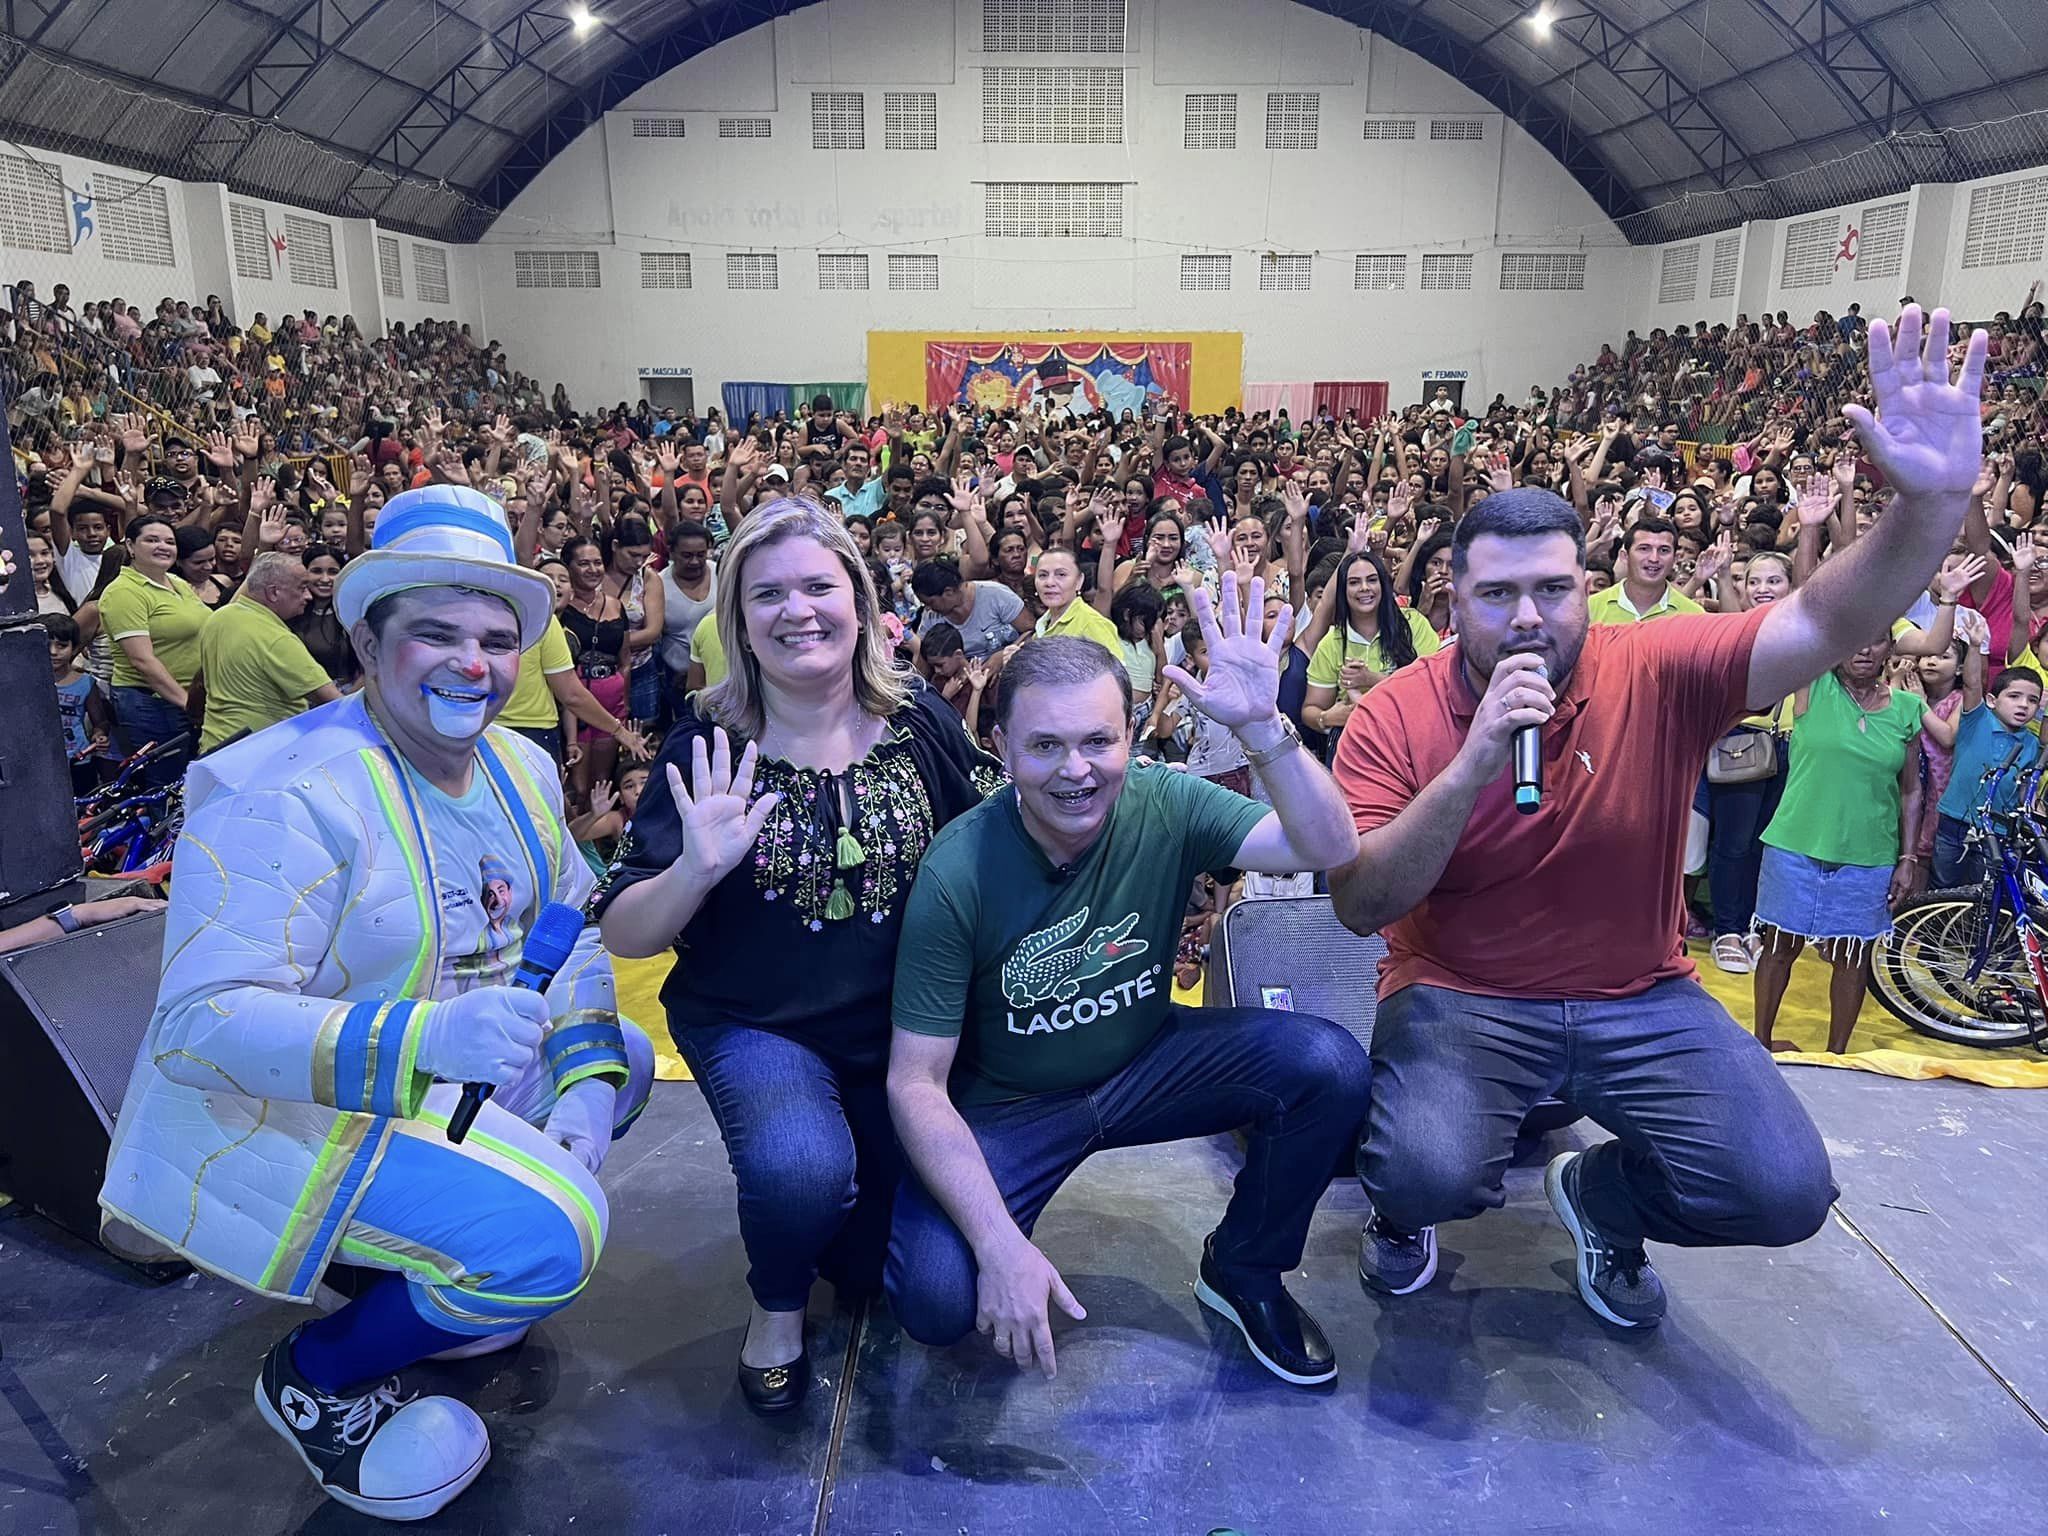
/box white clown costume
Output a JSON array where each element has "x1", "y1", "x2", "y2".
[
  {"x1": 99, "y1": 692, "x2": 651, "y2": 1312},
  {"x1": 97, "y1": 484, "x2": 653, "y2": 1522}
]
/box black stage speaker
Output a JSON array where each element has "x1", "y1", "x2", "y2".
[
  {"x1": 0, "y1": 624, "x2": 83, "y2": 905},
  {"x1": 0, "y1": 401, "x2": 29, "y2": 623},
  {"x1": 0, "y1": 909, "x2": 165, "y2": 1247},
  {"x1": 1206, "y1": 895, "x2": 1581, "y2": 1151}
]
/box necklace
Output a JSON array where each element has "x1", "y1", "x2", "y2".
[{"x1": 1843, "y1": 676, "x2": 1889, "y2": 733}]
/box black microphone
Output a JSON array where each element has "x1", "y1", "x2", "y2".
[
  {"x1": 1513, "y1": 659, "x2": 1547, "y2": 816},
  {"x1": 447, "y1": 900, "x2": 585, "y2": 1144}
]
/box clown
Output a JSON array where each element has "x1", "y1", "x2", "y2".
[{"x1": 99, "y1": 484, "x2": 654, "y2": 1523}]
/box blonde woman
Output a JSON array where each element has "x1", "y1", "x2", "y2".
[{"x1": 594, "y1": 499, "x2": 1001, "y2": 1416}]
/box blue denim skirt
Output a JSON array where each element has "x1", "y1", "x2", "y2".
[
  {"x1": 1754, "y1": 844, "x2": 1894, "y2": 943},
  {"x1": 628, "y1": 657, "x2": 661, "y2": 721}
]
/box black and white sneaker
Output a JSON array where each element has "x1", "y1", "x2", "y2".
[
  {"x1": 1193, "y1": 1236, "x2": 1338, "y2": 1387},
  {"x1": 1545, "y1": 1151, "x2": 1667, "y2": 1328},
  {"x1": 255, "y1": 1325, "x2": 490, "y2": 1522},
  {"x1": 1358, "y1": 1212, "x2": 1438, "y2": 1297}
]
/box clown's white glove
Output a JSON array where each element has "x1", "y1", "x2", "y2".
[
  {"x1": 544, "y1": 1079, "x2": 617, "y2": 1175},
  {"x1": 415, "y1": 987, "x2": 548, "y2": 1086}
]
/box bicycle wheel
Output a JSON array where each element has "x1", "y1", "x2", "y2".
[{"x1": 1871, "y1": 887, "x2": 2048, "y2": 1047}]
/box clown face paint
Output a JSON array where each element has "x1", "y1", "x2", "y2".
[{"x1": 420, "y1": 681, "x2": 499, "y2": 739}]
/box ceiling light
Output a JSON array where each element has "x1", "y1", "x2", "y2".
[
  {"x1": 1529, "y1": 6, "x2": 1553, "y2": 32},
  {"x1": 570, "y1": 5, "x2": 594, "y2": 32}
]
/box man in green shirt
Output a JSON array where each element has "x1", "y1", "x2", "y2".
[
  {"x1": 194, "y1": 554, "x2": 341, "y2": 752},
  {"x1": 886, "y1": 576, "x2": 1369, "y2": 1388},
  {"x1": 1586, "y1": 517, "x2": 1705, "y2": 624}
]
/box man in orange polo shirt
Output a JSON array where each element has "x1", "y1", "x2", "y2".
[{"x1": 1332, "y1": 308, "x2": 1987, "y2": 1328}]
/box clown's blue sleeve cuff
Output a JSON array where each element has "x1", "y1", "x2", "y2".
[{"x1": 546, "y1": 1011, "x2": 631, "y2": 1093}]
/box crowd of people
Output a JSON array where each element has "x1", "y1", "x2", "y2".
[
  {"x1": 12, "y1": 276, "x2": 2048, "y2": 1028},
  {"x1": 0, "y1": 261, "x2": 2006, "y2": 1521}
]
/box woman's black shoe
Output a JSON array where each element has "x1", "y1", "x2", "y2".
[{"x1": 737, "y1": 1348, "x2": 809, "y2": 1415}]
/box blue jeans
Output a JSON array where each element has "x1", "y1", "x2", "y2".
[
  {"x1": 111, "y1": 686, "x2": 192, "y2": 787},
  {"x1": 1360, "y1": 979, "x2": 1836, "y2": 1249},
  {"x1": 673, "y1": 1020, "x2": 898, "y2": 1313},
  {"x1": 886, "y1": 1005, "x2": 1371, "y2": 1345},
  {"x1": 1932, "y1": 813, "x2": 1982, "y2": 889},
  {"x1": 1705, "y1": 764, "x2": 1785, "y2": 936}
]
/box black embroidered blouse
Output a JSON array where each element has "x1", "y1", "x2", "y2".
[{"x1": 590, "y1": 680, "x2": 1004, "y2": 1069}]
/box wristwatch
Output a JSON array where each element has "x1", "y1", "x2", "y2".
[
  {"x1": 50, "y1": 904, "x2": 81, "y2": 935},
  {"x1": 1241, "y1": 715, "x2": 1303, "y2": 770}
]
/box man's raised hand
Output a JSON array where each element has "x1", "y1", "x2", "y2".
[
  {"x1": 1160, "y1": 572, "x2": 1288, "y2": 732},
  {"x1": 1844, "y1": 306, "x2": 1988, "y2": 502}
]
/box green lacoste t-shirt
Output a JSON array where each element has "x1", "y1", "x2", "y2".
[{"x1": 893, "y1": 762, "x2": 1270, "y2": 1106}]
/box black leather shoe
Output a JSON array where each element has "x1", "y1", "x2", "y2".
[
  {"x1": 737, "y1": 1348, "x2": 809, "y2": 1415},
  {"x1": 1193, "y1": 1236, "x2": 1337, "y2": 1387}
]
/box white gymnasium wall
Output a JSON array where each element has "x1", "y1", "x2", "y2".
[
  {"x1": 1631, "y1": 168, "x2": 2048, "y2": 335},
  {"x1": 1930, "y1": 166, "x2": 2048, "y2": 322},
  {"x1": 478, "y1": 0, "x2": 1639, "y2": 410},
  {"x1": 0, "y1": 142, "x2": 486, "y2": 339},
  {"x1": 379, "y1": 237, "x2": 486, "y2": 334},
  {"x1": 0, "y1": 146, "x2": 202, "y2": 311}
]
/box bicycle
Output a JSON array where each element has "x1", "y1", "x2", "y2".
[
  {"x1": 75, "y1": 734, "x2": 191, "y2": 876},
  {"x1": 75, "y1": 734, "x2": 193, "y2": 823},
  {"x1": 1871, "y1": 736, "x2": 2048, "y2": 1049},
  {"x1": 80, "y1": 783, "x2": 183, "y2": 875}
]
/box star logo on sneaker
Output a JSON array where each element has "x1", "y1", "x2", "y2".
[{"x1": 279, "y1": 1384, "x2": 321, "y2": 1432}]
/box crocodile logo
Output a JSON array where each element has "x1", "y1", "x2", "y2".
[{"x1": 1002, "y1": 905, "x2": 1149, "y2": 1009}]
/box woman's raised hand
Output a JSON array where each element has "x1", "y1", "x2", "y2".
[{"x1": 668, "y1": 730, "x2": 779, "y2": 886}]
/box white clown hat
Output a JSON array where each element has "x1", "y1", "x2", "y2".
[{"x1": 334, "y1": 483, "x2": 553, "y2": 648}]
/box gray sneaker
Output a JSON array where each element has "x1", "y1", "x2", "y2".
[
  {"x1": 1544, "y1": 1151, "x2": 1667, "y2": 1327},
  {"x1": 1358, "y1": 1212, "x2": 1438, "y2": 1297}
]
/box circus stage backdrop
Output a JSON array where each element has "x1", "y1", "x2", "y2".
[{"x1": 924, "y1": 339, "x2": 1191, "y2": 416}]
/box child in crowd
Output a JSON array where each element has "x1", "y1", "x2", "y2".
[
  {"x1": 873, "y1": 520, "x2": 918, "y2": 624},
  {"x1": 43, "y1": 612, "x2": 111, "y2": 794},
  {"x1": 918, "y1": 623, "x2": 992, "y2": 740},
  {"x1": 570, "y1": 764, "x2": 649, "y2": 876},
  {"x1": 1904, "y1": 637, "x2": 1973, "y2": 880},
  {"x1": 1109, "y1": 582, "x2": 1166, "y2": 733},
  {"x1": 1922, "y1": 663, "x2": 2043, "y2": 888}
]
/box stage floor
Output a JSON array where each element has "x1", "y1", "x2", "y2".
[{"x1": 5, "y1": 1065, "x2": 2045, "y2": 1536}]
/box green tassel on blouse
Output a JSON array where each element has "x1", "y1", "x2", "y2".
[{"x1": 824, "y1": 825, "x2": 867, "y2": 921}]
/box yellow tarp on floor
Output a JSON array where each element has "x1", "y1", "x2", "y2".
[
  {"x1": 613, "y1": 953, "x2": 692, "y2": 1080},
  {"x1": 619, "y1": 948, "x2": 2048, "y2": 1090},
  {"x1": 1693, "y1": 951, "x2": 2048, "y2": 1087}
]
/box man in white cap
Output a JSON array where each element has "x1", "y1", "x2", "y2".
[{"x1": 99, "y1": 483, "x2": 654, "y2": 1522}]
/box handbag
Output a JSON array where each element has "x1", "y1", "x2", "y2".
[{"x1": 1707, "y1": 699, "x2": 1786, "y2": 784}]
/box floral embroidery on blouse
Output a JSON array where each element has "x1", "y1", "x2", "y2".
[
  {"x1": 591, "y1": 710, "x2": 1007, "y2": 937},
  {"x1": 758, "y1": 736, "x2": 925, "y2": 929}
]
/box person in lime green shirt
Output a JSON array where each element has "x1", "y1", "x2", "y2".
[
  {"x1": 1586, "y1": 518, "x2": 1705, "y2": 624},
  {"x1": 98, "y1": 514, "x2": 211, "y2": 784},
  {"x1": 686, "y1": 609, "x2": 727, "y2": 692},
  {"x1": 1751, "y1": 634, "x2": 1925, "y2": 1054},
  {"x1": 194, "y1": 554, "x2": 340, "y2": 752},
  {"x1": 1302, "y1": 550, "x2": 1439, "y2": 745},
  {"x1": 1030, "y1": 546, "x2": 1121, "y2": 654}
]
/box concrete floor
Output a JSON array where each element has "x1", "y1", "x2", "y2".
[{"x1": 3, "y1": 1065, "x2": 2044, "y2": 1536}]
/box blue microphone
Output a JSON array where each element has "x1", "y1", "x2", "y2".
[{"x1": 447, "y1": 900, "x2": 585, "y2": 1144}]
